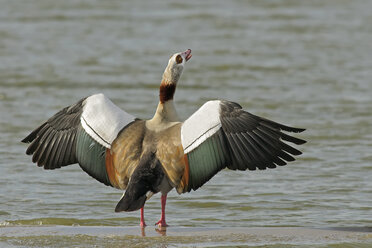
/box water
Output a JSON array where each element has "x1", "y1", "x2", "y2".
[{"x1": 0, "y1": 0, "x2": 371, "y2": 246}]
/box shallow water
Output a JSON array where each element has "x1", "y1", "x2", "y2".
[
  {"x1": 1, "y1": 226, "x2": 371, "y2": 248},
  {"x1": 0, "y1": 0, "x2": 371, "y2": 247}
]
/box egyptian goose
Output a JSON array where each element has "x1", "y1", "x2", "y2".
[{"x1": 22, "y1": 49, "x2": 306, "y2": 228}]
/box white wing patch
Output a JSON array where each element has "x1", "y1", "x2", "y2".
[
  {"x1": 81, "y1": 93, "x2": 135, "y2": 148},
  {"x1": 181, "y1": 100, "x2": 222, "y2": 153}
]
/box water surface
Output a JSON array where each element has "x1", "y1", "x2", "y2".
[{"x1": 0, "y1": 0, "x2": 371, "y2": 247}]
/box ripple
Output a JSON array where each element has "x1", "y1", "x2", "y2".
[
  {"x1": 174, "y1": 201, "x2": 227, "y2": 208},
  {"x1": 6, "y1": 217, "x2": 137, "y2": 227}
]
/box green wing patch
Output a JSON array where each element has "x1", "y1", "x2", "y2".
[
  {"x1": 76, "y1": 126, "x2": 112, "y2": 186},
  {"x1": 186, "y1": 130, "x2": 229, "y2": 192}
]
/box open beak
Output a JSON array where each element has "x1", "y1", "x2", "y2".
[{"x1": 182, "y1": 49, "x2": 192, "y2": 61}]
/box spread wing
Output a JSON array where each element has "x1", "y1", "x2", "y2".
[
  {"x1": 22, "y1": 93, "x2": 136, "y2": 187},
  {"x1": 22, "y1": 97, "x2": 85, "y2": 169},
  {"x1": 178, "y1": 100, "x2": 306, "y2": 193}
]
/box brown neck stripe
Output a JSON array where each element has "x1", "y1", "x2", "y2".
[{"x1": 159, "y1": 83, "x2": 176, "y2": 103}]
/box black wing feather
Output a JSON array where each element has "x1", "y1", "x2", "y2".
[
  {"x1": 22, "y1": 98, "x2": 86, "y2": 169},
  {"x1": 32, "y1": 128, "x2": 53, "y2": 164},
  {"x1": 48, "y1": 132, "x2": 65, "y2": 169},
  {"x1": 249, "y1": 132, "x2": 285, "y2": 166},
  {"x1": 39, "y1": 130, "x2": 57, "y2": 168},
  {"x1": 219, "y1": 100, "x2": 306, "y2": 170},
  {"x1": 253, "y1": 130, "x2": 294, "y2": 164}
]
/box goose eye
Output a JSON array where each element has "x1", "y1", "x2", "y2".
[{"x1": 176, "y1": 55, "x2": 183, "y2": 64}]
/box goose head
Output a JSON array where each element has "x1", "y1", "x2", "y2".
[{"x1": 161, "y1": 49, "x2": 192, "y2": 85}]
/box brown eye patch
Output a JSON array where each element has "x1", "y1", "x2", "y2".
[{"x1": 176, "y1": 55, "x2": 183, "y2": 64}]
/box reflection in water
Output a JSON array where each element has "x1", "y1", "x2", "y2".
[
  {"x1": 155, "y1": 226, "x2": 167, "y2": 236},
  {"x1": 140, "y1": 226, "x2": 167, "y2": 237}
]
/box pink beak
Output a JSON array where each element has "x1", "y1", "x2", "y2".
[{"x1": 182, "y1": 49, "x2": 192, "y2": 61}]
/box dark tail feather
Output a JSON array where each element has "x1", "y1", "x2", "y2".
[
  {"x1": 115, "y1": 193, "x2": 147, "y2": 212},
  {"x1": 114, "y1": 152, "x2": 165, "y2": 212}
]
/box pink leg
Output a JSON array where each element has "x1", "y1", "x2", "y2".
[
  {"x1": 155, "y1": 194, "x2": 169, "y2": 227},
  {"x1": 140, "y1": 207, "x2": 146, "y2": 228}
]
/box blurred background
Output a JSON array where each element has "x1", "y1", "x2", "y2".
[{"x1": 0, "y1": 0, "x2": 371, "y2": 232}]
